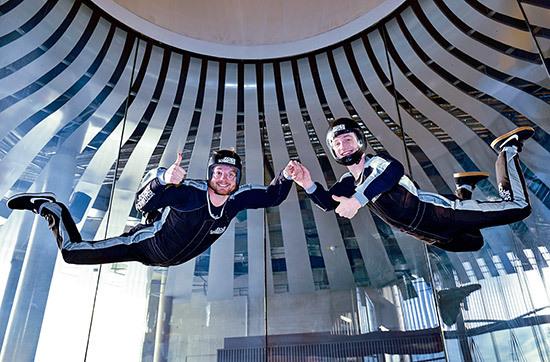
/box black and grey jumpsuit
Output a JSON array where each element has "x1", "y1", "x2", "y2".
[
  {"x1": 39, "y1": 168, "x2": 293, "y2": 266},
  {"x1": 305, "y1": 146, "x2": 531, "y2": 252}
]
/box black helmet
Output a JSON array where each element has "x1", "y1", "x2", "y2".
[
  {"x1": 326, "y1": 117, "x2": 366, "y2": 165},
  {"x1": 207, "y1": 149, "x2": 242, "y2": 187}
]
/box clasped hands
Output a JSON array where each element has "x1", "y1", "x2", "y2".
[{"x1": 286, "y1": 160, "x2": 361, "y2": 219}]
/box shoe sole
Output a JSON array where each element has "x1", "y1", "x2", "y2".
[
  {"x1": 453, "y1": 171, "x2": 489, "y2": 178},
  {"x1": 490, "y1": 126, "x2": 535, "y2": 150},
  {"x1": 7, "y1": 192, "x2": 57, "y2": 210}
]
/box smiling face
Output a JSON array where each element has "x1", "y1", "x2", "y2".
[
  {"x1": 331, "y1": 132, "x2": 360, "y2": 159},
  {"x1": 208, "y1": 164, "x2": 238, "y2": 195}
]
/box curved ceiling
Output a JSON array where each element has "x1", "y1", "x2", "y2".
[
  {"x1": 92, "y1": 0, "x2": 406, "y2": 59},
  {"x1": 1, "y1": 0, "x2": 549, "y2": 296}
]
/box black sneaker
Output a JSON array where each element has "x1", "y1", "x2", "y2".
[
  {"x1": 453, "y1": 171, "x2": 489, "y2": 188},
  {"x1": 453, "y1": 172, "x2": 488, "y2": 200},
  {"x1": 490, "y1": 126, "x2": 534, "y2": 152},
  {"x1": 7, "y1": 192, "x2": 57, "y2": 214}
]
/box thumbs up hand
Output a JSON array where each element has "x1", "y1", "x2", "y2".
[
  {"x1": 164, "y1": 152, "x2": 187, "y2": 184},
  {"x1": 332, "y1": 195, "x2": 361, "y2": 219}
]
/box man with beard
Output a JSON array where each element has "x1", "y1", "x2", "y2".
[
  {"x1": 8, "y1": 149, "x2": 298, "y2": 266},
  {"x1": 287, "y1": 117, "x2": 533, "y2": 252}
]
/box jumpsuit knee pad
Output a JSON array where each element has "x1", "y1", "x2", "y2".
[
  {"x1": 60, "y1": 249, "x2": 77, "y2": 264},
  {"x1": 519, "y1": 204, "x2": 532, "y2": 220},
  {"x1": 437, "y1": 230, "x2": 485, "y2": 252},
  {"x1": 60, "y1": 249, "x2": 97, "y2": 265}
]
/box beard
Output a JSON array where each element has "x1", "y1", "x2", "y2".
[{"x1": 208, "y1": 179, "x2": 236, "y2": 195}]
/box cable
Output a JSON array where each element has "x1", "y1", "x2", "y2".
[
  {"x1": 515, "y1": 0, "x2": 550, "y2": 79},
  {"x1": 380, "y1": 23, "x2": 449, "y2": 362},
  {"x1": 83, "y1": 36, "x2": 140, "y2": 361},
  {"x1": 380, "y1": 26, "x2": 413, "y2": 177}
]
